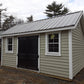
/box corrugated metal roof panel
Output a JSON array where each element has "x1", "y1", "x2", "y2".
[
  {"x1": 2, "y1": 11, "x2": 83, "y2": 36},
  {"x1": 0, "y1": 31, "x2": 4, "y2": 38}
]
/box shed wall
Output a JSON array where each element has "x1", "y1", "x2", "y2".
[
  {"x1": 40, "y1": 31, "x2": 69, "y2": 78},
  {"x1": 72, "y1": 22, "x2": 84, "y2": 77},
  {"x1": 2, "y1": 37, "x2": 17, "y2": 68},
  {"x1": 2, "y1": 31, "x2": 69, "y2": 78}
]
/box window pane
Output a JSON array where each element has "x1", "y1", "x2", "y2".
[
  {"x1": 49, "y1": 34, "x2": 53, "y2": 43},
  {"x1": 54, "y1": 34, "x2": 58, "y2": 38},
  {"x1": 8, "y1": 45, "x2": 12, "y2": 51},
  {"x1": 8, "y1": 38, "x2": 12, "y2": 44},
  {"x1": 49, "y1": 38, "x2": 53, "y2": 43},
  {"x1": 54, "y1": 39, "x2": 58, "y2": 42},
  {"x1": 54, "y1": 34, "x2": 59, "y2": 42},
  {"x1": 49, "y1": 44, "x2": 53, "y2": 52},
  {"x1": 49, "y1": 44, "x2": 59, "y2": 52},
  {"x1": 54, "y1": 44, "x2": 59, "y2": 52},
  {"x1": 48, "y1": 33, "x2": 59, "y2": 52}
]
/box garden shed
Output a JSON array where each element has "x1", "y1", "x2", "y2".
[{"x1": 1, "y1": 11, "x2": 84, "y2": 80}]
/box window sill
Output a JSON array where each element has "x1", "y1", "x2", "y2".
[
  {"x1": 45, "y1": 52, "x2": 61, "y2": 56},
  {"x1": 5, "y1": 51, "x2": 13, "y2": 54}
]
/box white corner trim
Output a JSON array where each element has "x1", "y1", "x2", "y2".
[
  {"x1": 45, "y1": 32, "x2": 61, "y2": 56},
  {"x1": 38, "y1": 35, "x2": 40, "y2": 72},
  {"x1": 69, "y1": 30, "x2": 73, "y2": 79},
  {"x1": 1, "y1": 38, "x2": 3, "y2": 66},
  {"x1": 45, "y1": 33, "x2": 48, "y2": 55}
]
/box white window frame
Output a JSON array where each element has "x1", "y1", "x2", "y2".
[
  {"x1": 5, "y1": 37, "x2": 14, "y2": 53},
  {"x1": 45, "y1": 32, "x2": 61, "y2": 56}
]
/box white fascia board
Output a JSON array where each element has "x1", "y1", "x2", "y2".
[
  {"x1": 74, "y1": 11, "x2": 83, "y2": 29},
  {"x1": 1, "y1": 26, "x2": 75, "y2": 37}
]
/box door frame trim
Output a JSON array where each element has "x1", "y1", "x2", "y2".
[
  {"x1": 16, "y1": 35, "x2": 40, "y2": 72},
  {"x1": 38, "y1": 35, "x2": 40, "y2": 72},
  {"x1": 16, "y1": 37, "x2": 18, "y2": 68}
]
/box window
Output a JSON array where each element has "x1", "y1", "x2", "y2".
[
  {"x1": 45, "y1": 33, "x2": 61, "y2": 56},
  {"x1": 6, "y1": 37, "x2": 13, "y2": 53},
  {"x1": 7, "y1": 38, "x2": 12, "y2": 51},
  {"x1": 48, "y1": 34, "x2": 59, "y2": 52}
]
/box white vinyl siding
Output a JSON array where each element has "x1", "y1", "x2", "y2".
[{"x1": 72, "y1": 22, "x2": 84, "y2": 77}]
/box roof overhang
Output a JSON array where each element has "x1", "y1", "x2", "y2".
[
  {"x1": 1, "y1": 11, "x2": 83, "y2": 37},
  {"x1": 1, "y1": 26, "x2": 76, "y2": 37},
  {"x1": 80, "y1": 15, "x2": 84, "y2": 34}
]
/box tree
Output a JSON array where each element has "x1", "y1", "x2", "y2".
[
  {"x1": 27, "y1": 15, "x2": 33, "y2": 22},
  {"x1": 44, "y1": 1, "x2": 69, "y2": 17},
  {"x1": 0, "y1": 3, "x2": 6, "y2": 28},
  {"x1": 2, "y1": 15, "x2": 24, "y2": 30},
  {"x1": 2, "y1": 15, "x2": 16, "y2": 30},
  {"x1": 15, "y1": 19, "x2": 24, "y2": 24}
]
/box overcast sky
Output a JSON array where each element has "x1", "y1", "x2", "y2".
[{"x1": 0, "y1": 0, "x2": 84, "y2": 21}]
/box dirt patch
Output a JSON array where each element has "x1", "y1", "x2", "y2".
[{"x1": 0, "y1": 66, "x2": 83, "y2": 84}]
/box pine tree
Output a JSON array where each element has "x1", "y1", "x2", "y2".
[
  {"x1": 27, "y1": 15, "x2": 33, "y2": 22},
  {"x1": 3, "y1": 15, "x2": 15, "y2": 30},
  {"x1": 44, "y1": 1, "x2": 69, "y2": 17}
]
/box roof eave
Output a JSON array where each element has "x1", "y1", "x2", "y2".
[
  {"x1": 1, "y1": 11, "x2": 83, "y2": 37},
  {"x1": 1, "y1": 26, "x2": 76, "y2": 37},
  {"x1": 80, "y1": 15, "x2": 84, "y2": 34}
]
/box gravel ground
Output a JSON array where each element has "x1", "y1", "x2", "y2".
[{"x1": 0, "y1": 66, "x2": 83, "y2": 84}]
